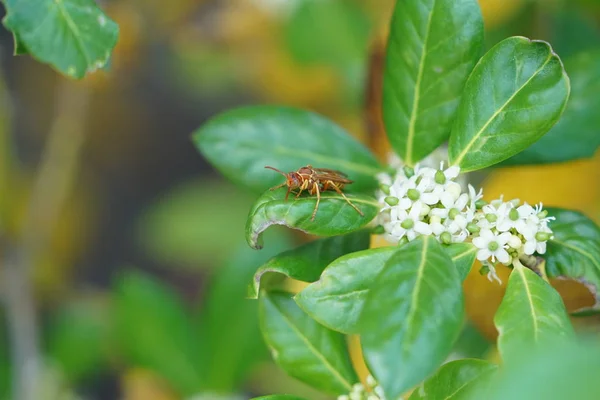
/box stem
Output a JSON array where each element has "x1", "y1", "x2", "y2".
[{"x1": 2, "y1": 80, "x2": 90, "y2": 400}]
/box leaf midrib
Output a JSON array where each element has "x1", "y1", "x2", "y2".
[
  {"x1": 403, "y1": 238, "x2": 430, "y2": 348},
  {"x1": 272, "y1": 299, "x2": 353, "y2": 391},
  {"x1": 452, "y1": 51, "x2": 553, "y2": 166},
  {"x1": 405, "y1": 1, "x2": 436, "y2": 166},
  {"x1": 55, "y1": 0, "x2": 91, "y2": 67},
  {"x1": 517, "y1": 265, "x2": 539, "y2": 342},
  {"x1": 550, "y1": 238, "x2": 600, "y2": 270}
]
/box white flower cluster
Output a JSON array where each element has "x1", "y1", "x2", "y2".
[
  {"x1": 471, "y1": 197, "x2": 554, "y2": 283},
  {"x1": 376, "y1": 162, "x2": 480, "y2": 245},
  {"x1": 337, "y1": 375, "x2": 386, "y2": 400},
  {"x1": 375, "y1": 160, "x2": 554, "y2": 284}
]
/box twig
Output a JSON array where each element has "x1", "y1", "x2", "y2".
[{"x1": 2, "y1": 79, "x2": 90, "y2": 400}]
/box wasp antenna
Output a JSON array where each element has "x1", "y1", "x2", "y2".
[{"x1": 265, "y1": 166, "x2": 287, "y2": 176}]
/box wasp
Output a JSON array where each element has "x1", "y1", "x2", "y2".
[{"x1": 265, "y1": 165, "x2": 364, "y2": 221}]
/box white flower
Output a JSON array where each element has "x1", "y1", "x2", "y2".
[
  {"x1": 472, "y1": 228, "x2": 512, "y2": 265},
  {"x1": 391, "y1": 202, "x2": 432, "y2": 241}
]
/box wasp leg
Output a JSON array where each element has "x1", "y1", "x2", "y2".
[
  {"x1": 311, "y1": 182, "x2": 321, "y2": 221},
  {"x1": 295, "y1": 179, "x2": 310, "y2": 199},
  {"x1": 269, "y1": 183, "x2": 287, "y2": 191},
  {"x1": 285, "y1": 186, "x2": 293, "y2": 201},
  {"x1": 327, "y1": 180, "x2": 364, "y2": 216}
]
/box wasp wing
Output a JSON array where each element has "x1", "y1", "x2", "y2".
[{"x1": 312, "y1": 168, "x2": 353, "y2": 184}]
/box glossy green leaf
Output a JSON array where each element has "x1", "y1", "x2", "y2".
[
  {"x1": 383, "y1": 0, "x2": 483, "y2": 165},
  {"x1": 449, "y1": 37, "x2": 570, "y2": 171},
  {"x1": 505, "y1": 51, "x2": 600, "y2": 165},
  {"x1": 246, "y1": 188, "x2": 379, "y2": 250},
  {"x1": 2, "y1": 0, "x2": 119, "y2": 79},
  {"x1": 192, "y1": 106, "x2": 382, "y2": 193},
  {"x1": 494, "y1": 263, "x2": 574, "y2": 366},
  {"x1": 296, "y1": 243, "x2": 472, "y2": 334},
  {"x1": 544, "y1": 208, "x2": 600, "y2": 315},
  {"x1": 252, "y1": 396, "x2": 307, "y2": 400},
  {"x1": 249, "y1": 231, "x2": 370, "y2": 299},
  {"x1": 114, "y1": 271, "x2": 201, "y2": 396},
  {"x1": 196, "y1": 232, "x2": 292, "y2": 392},
  {"x1": 47, "y1": 295, "x2": 112, "y2": 384},
  {"x1": 360, "y1": 237, "x2": 464, "y2": 399},
  {"x1": 469, "y1": 340, "x2": 600, "y2": 400},
  {"x1": 295, "y1": 247, "x2": 397, "y2": 334},
  {"x1": 444, "y1": 243, "x2": 477, "y2": 280},
  {"x1": 259, "y1": 291, "x2": 357, "y2": 396},
  {"x1": 408, "y1": 359, "x2": 497, "y2": 400}
]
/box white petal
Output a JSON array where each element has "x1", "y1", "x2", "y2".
[
  {"x1": 415, "y1": 221, "x2": 432, "y2": 235},
  {"x1": 537, "y1": 241, "x2": 547, "y2": 254},
  {"x1": 518, "y1": 204, "x2": 534, "y2": 218},
  {"x1": 496, "y1": 219, "x2": 513, "y2": 232},
  {"x1": 472, "y1": 236, "x2": 487, "y2": 249},
  {"x1": 444, "y1": 166, "x2": 460, "y2": 180},
  {"x1": 508, "y1": 235, "x2": 522, "y2": 249},
  {"x1": 407, "y1": 230, "x2": 418, "y2": 241},
  {"x1": 440, "y1": 192, "x2": 455, "y2": 209},
  {"x1": 398, "y1": 197, "x2": 412, "y2": 210},
  {"x1": 430, "y1": 209, "x2": 447, "y2": 219},
  {"x1": 480, "y1": 228, "x2": 495, "y2": 241},
  {"x1": 409, "y1": 202, "x2": 423, "y2": 218},
  {"x1": 523, "y1": 241, "x2": 536, "y2": 255},
  {"x1": 455, "y1": 193, "x2": 469, "y2": 210},
  {"x1": 453, "y1": 231, "x2": 468, "y2": 243},
  {"x1": 497, "y1": 232, "x2": 512, "y2": 245},
  {"x1": 495, "y1": 249, "x2": 510, "y2": 264},
  {"x1": 446, "y1": 182, "x2": 462, "y2": 201},
  {"x1": 476, "y1": 248, "x2": 492, "y2": 261},
  {"x1": 431, "y1": 222, "x2": 445, "y2": 235},
  {"x1": 421, "y1": 192, "x2": 439, "y2": 205}
]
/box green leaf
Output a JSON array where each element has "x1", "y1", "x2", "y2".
[
  {"x1": 448, "y1": 37, "x2": 570, "y2": 171},
  {"x1": 259, "y1": 291, "x2": 357, "y2": 396},
  {"x1": 408, "y1": 359, "x2": 497, "y2": 400},
  {"x1": 544, "y1": 208, "x2": 600, "y2": 315},
  {"x1": 12, "y1": 32, "x2": 28, "y2": 55},
  {"x1": 2, "y1": 0, "x2": 119, "y2": 79},
  {"x1": 196, "y1": 232, "x2": 293, "y2": 392},
  {"x1": 494, "y1": 263, "x2": 574, "y2": 366},
  {"x1": 469, "y1": 339, "x2": 600, "y2": 400},
  {"x1": 192, "y1": 106, "x2": 382, "y2": 194},
  {"x1": 295, "y1": 247, "x2": 396, "y2": 334},
  {"x1": 252, "y1": 396, "x2": 307, "y2": 400},
  {"x1": 249, "y1": 231, "x2": 370, "y2": 299},
  {"x1": 444, "y1": 243, "x2": 477, "y2": 280},
  {"x1": 360, "y1": 237, "x2": 464, "y2": 399},
  {"x1": 246, "y1": 188, "x2": 379, "y2": 250},
  {"x1": 504, "y1": 51, "x2": 600, "y2": 165},
  {"x1": 382, "y1": 0, "x2": 483, "y2": 165},
  {"x1": 296, "y1": 244, "x2": 472, "y2": 334},
  {"x1": 47, "y1": 295, "x2": 112, "y2": 384},
  {"x1": 135, "y1": 179, "x2": 255, "y2": 270},
  {"x1": 114, "y1": 270, "x2": 202, "y2": 396}
]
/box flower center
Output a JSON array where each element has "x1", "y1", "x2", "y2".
[
  {"x1": 401, "y1": 219, "x2": 414, "y2": 229},
  {"x1": 535, "y1": 232, "x2": 551, "y2": 241},
  {"x1": 486, "y1": 213, "x2": 497, "y2": 223},
  {"x1": 380, "y1": 184, "x2": 391, "y2": 195},
  {"x1": 467, "y1": 223, "x2": 480, "y2": 234},
  {"x1": 448, "y1": 208, "x2": 460, "y2": 220},
  {"x1": 407, "y1": 189, "x2": 420, "y2": 201},
  {"x1": 509, "y1": 208, "x2": 519, "y2": 221},
  {"x1": 385, "y1": 196, "x2": 399, "y2": 206},
  {"x1": 488, "y1": 241, "x2": 499, "y2": 251},
  {"x1": 434, "y1": 170, "x2": 446, "y2": 184}
]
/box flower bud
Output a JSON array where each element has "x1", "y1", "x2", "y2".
[
  {"x1": 508, "y1": 235, "x2": 522, "y2": 249},
  {"x1": 403, "y1": 166, "x2": 415, "y2": 178},
  {"x1": 535, "y1": 231, "x2": 552, "y2": 241},
  {"x1": 446, "y1": 182, "x2": 462, "y2": 201},
  {"x1": 398, "y1": 236, "x2": 409, "y2": 246},
  {"x1": 420, "y1": 204, "x2": 431, "y2": 217},
  {"x1": 537, "y1": 210, "x2": 548, "y2": 219},
  {"x1": 440, "y1": 232, "x2": 452, "y2": 244},
  {"x1": 430, "y1": 215, "x2": 442, "y2": 225},
  {"x1": 385, "y1": 196, "x2": 399, "y2": 206}
]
